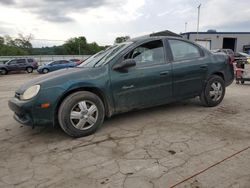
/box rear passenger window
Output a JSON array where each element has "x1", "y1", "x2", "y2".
[
  {"x1": 124, "y1": 40, "x2": 165, "y2": 66},
  {"x1": 28, "y1": 59, "x2": 34, "y2": 63},
  {"x1": 169, "y1": 40, "x2": 201, "y2": 61},
  {"x1": 16, "y1": 59, "x2": 26, "y2": 64},
  {"x1": 63, "y1": 60, "x2": 69, "y2": 64}
]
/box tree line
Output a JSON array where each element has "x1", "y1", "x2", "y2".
[{"x1": 0, "y1": 34, "x2": 131, "y2": 56}]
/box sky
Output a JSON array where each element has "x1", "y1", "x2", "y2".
[{"x1": 0, "y1": 0, "x2": 250, "y2": 47}]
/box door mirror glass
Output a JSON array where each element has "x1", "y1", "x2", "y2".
[{"x1": 113, "y1": 59, "x2": 136, "y2": 72}]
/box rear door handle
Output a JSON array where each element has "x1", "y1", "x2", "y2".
[
  {"x1": 160, "y1": 71, "x2": 169, "y2": 76},
  {"x1": 200, "y1": 65, "x2": 208, "y2": 69},
  {"x1": 122, "y1": 85, "x2": 134, "y2": 90}
]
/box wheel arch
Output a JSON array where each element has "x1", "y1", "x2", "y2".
[
  {"x1": 0, "y1": 67, "x2": 8, "y2": 72},
  {"x1": 211, "y1": 71, "x2": 225, "y2": 80},
  {"x1": 26, "y1": 66, "x2": 33, "y2": 71},
  {"x1": 54, "y1": 87, "x2": 112, "y2": 126}
]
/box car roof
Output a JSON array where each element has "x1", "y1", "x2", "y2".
[
  {"x1": 129, "y1": 35, "x2": 183, "y2": 43},
  {"x1": 128, "y1": 35, "x2": 207, "y2": 52}
]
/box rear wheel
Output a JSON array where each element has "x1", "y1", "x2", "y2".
[
  {"x1": 26, "y1": 67, "x2": 33, "y2": 73},
  {"x1": 58, "y1": 91, "x2": 105, "y2": 137},
  {"x1": 1, "y1": 68, "x2": 7, "y2": 75},
  {"x1": 42, "y1": 68, "x2": 49, "y2": 74},
  {"x1": 200, "y1": 75, "x2": 225, "y2": 107}
]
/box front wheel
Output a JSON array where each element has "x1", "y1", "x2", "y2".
[
  {"x1": 200, "y1": 75, "x2": 225, "y2": 107},
  {"x1": 42, "y1": 68, "x2": 49, "y2": 74},
  {"x1": 1, "y1": 68, "x2": 7, "y2": 75},
  {"x1": 58, "y1": 91, "x2": 105, "y2": 137}
]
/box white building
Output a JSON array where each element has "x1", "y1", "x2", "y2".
[{"x1": 181, "y1": 31, "x2": 250, "y2": 53}]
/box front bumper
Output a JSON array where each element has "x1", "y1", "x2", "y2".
[
  {"x1": 8, "y1": 96, "x2": 55, "y2": 127},
  {"x1": 8, "y1": 97, "x2": 34, "y2": 126}
]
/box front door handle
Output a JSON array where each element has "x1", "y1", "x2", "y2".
[
  {"x1": 160, "y1": 71, "x2": 169, "y2": 76},
  {"x1": 122, "y1": 85, "x2": 134, "y2": 90},
  {"x1": 200, "y1": 65, "x2": 208, "y2": 69}
]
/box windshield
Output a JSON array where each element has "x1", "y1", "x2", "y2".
[{"x1": 78, "y1": 42, "x2": 133, "y2": 68}]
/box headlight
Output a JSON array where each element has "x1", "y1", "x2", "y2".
[{"x1": 21, "y1": 85, "x2": 40, "y2": 100}]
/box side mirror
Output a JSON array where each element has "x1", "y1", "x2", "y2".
[{"x1": 113, "y1": 59, "x2": 136, "y2": 72}]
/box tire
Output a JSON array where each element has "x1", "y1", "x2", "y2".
[
  {"x1": 26, "y1": 67, "x2": 33, "y2": 73},
  {"x1": 42, "y1": 68, "x2": 49, "y2": 74},
  {"x1": 58, "y1": 91, "x2": 105, "y2": 137},
  {"x1": 1, "y1": 68, "x2": 8, "y2": 75},
  {"x1": 200, "y1": 75, "x2": 225, "y2": 107}
]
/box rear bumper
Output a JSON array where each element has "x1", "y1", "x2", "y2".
[
  {"x1": 225, "y1": 64, "x2": 235, "y2": 87},
  {"x1": 225, "y1": 78, "x2": 234, "y2": 87}
]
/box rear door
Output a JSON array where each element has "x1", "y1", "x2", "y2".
[
  {"x1": 50, "y1": 61, "x2": 61, "y2": 71},
  {"x1": 16, "y1": 59, "x2": 27, "y2": 70},
  {"x1": 59, "y1": 60, "x2": 69, "y2": 69},
  {"x1": 168, "y1": 39, "x2": 207, "y2": 98},
  {"x1": 111, "y1": 39, "x2": 172, "y2": 113}
]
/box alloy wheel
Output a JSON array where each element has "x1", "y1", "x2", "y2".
[
  {"x1": 209, "y1": 81, "x2": 223, "y2": 102},
  {"x1": 70, "y1": 100, "x2": 98, "y2": 130},
  {"x1": 43, "y1": 69, "x2": 49, "y2": 74},
  {"x1": 27, "y1": 67, "x2": 33, "y2": 73}
]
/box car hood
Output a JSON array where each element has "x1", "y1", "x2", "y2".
[{"x1": 16, "y1": 67, "x2": 104, "y2": 93}]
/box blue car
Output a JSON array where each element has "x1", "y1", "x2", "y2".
[{"x1": 37, "y1": 60, "x2": 77, "y2": 74}]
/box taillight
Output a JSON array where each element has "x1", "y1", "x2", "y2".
[{"x1": 228, "y1": 55, "x2": 234, "y2": 65}]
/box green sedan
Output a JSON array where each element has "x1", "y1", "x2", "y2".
[{"x1": 8, "y1": 36, "x2": 234, "y2": 137}]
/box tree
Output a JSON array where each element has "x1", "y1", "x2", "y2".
[
  {"x1": 0, "y1": 34, "x2": 32, "y2": 56},
  {"x1": 63, "y1": 36, "x2": 87, "y2": 55},
  {"x1": 0, "y1": 37, "x2": 4, "y2": 46},
  {"x1": 0, "y1": 34, "x2": 104, "y2": 56},
  {"x1": 114, "y1": 36, "x2": 130, "y2": 43},
  {"x1": 63, "y1": 36, "x2": 104, "y2": 55}
]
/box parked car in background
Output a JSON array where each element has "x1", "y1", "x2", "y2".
[
  {"x1": 69, "y1": 59, "x2": 81, "y2": 65},
  {"x1": 212, "y1": 49, "x2": 235, "y2": 62},
  {"x1": 0, "y1": 58, "x2": 38, "y2": 75},
  {"x1": 77, "y1": 59, "x2": 87, "y2": 65},
  {"x1": 37, "y1": 60, "x2": 77, "y2": 74},
  {"x1": 235, "y1": 52, "x2": 250, "y2": 64},
  {"x1": 8, "y1": 36, "x2": 234, "y2": 137}
]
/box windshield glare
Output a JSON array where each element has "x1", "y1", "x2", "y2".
[{"x1": 79, "y1": 42, "x2": 133, "y2": 68}]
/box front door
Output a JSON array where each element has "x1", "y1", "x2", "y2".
[
  {"x1": 168, "y1": 39, "x2": 208, "y2": 98},
  {"x1": 7, "y1": 60, "x2": 18, "y2": 71},
  {"x1": 110, "y1": 39, "x2": 172, "y2": 113}
]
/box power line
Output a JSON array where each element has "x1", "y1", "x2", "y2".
[{"x1": 30, "y1": 38, "x2": 66, "y2": 42}]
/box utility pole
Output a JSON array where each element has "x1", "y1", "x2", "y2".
[
  {"x1": 78, "y1": 41, "x2": 80, "y2": 55},
  {"x1": 185, "y1": 22, "x2": 188, "y2": 32},
  {"x1": 196, "y1": 4, "x2": 201, "y2": 41}
]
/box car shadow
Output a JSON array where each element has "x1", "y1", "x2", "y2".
[{"x1": 7, "y1": 97, "x2": 203, "y2": 143}]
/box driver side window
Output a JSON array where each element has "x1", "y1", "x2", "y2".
[
  {"x1": 51, "y1": 61, "x2": 59, "y2": 65},
  {"x1": 8, "y1": 60, "x2": 17, "y2": 65},
  {"x1": 124, "y1": 40, "x2": 165, "y2": 66}
]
